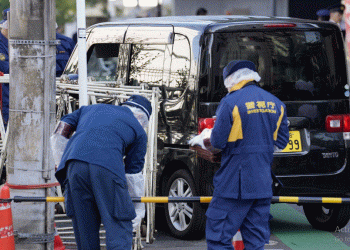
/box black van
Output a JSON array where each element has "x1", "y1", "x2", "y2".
[{"x1": 61, "y1": 15, "x2": 350, "y2": 239}]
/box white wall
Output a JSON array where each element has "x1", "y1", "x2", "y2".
[
  {"x1": 65, "y1": 21, "x2": 77, "y2": 38},
  {"x1": 275, "y1": 0, "x2": 289, "y2": 17},
  {"x1": 172, "y1": 0, "x2": 289, "y2": 17}
]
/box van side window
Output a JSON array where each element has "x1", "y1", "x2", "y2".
[
  {"x1": 117, "y1": 44, "x2": 131, "y2": 85},
  {"x1": 128, "y1": 44, "x2": 166, "y2": 87},
  {"x1": 168, "y1": 34, "x2": 191, "y2": 99},
  {"x1": 160, "y1": 34, "x2": 193, "y2": 137},
  {"x1": 86, "y1": 43, "x2": 120, "y2": 81}
]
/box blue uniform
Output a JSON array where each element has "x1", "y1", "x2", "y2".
[
  {"x1": 0, "y1": 32, "x2": 9, "y2": 74},
  {"x1": 55, "y1": 104, "x2": 147, "y2": 250},
  {"x1": 206, "y1": 81, "x2": 289, "y2": 250},
  {"x1": 0, "y1": 32, "x2": 74, "y2": 126},
  {"x1": 0, "y1": 32, "x2": 9, "y2": 126},
  {"x1": 56, "y1": 32, "x2": 74, "y2": 77}
]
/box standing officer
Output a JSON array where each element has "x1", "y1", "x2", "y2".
[
  {"x1": 56, "y1": 23, "x2": 75, "y2": 77},
  {"x1": 0, "y1": 8, "x2": 75, "y2": 128},
  {"x1": 205, "y1": 60, "x2": 289, "y2": 249},
  {"x1": 0, "y1": 8, "x2": 10, "y2": 128},
  {"x1": 54, "y1": 95, "x2": 152, "y2": 250},
  {"x1": 316, "y1": 9, "x2": 330, "y2": 21},
  {"x1": 328, "y1": 4, "x2": 346, "y2": 36}
]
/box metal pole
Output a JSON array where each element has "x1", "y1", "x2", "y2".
[
  {"x1": 6, "y1": 195, "x2": 350, "y2": 205},
  {"x1": 344, "y1": 0, "x2": 350, "y2": 92},
  {"x1": 8, "y1": 0, "x2": 56, "y2": 249},
  {"x1": 43, "y1": 0, "x2": 55, "y2": 249},
  {"x1": 76, "y1": 0, "x2": 88, "y2": 107},
  {"x1": 271, "y1": 0, "x2": 277, "y2": 16},
  {"x1": 157, "y1": 0, "x2": 162, "y2": 17}
]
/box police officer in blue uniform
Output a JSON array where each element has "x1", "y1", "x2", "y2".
[
  {"x1": 55, "y1": 95, "x2": 152, "y2": 250},
  {"x1": 0, "y1": 8, "x2": 75, "y2": 127},
  {"x1": 205, "y1": 60, "x2": 289, "y2": 249},
  {"x1": 0, "y1": 8, "x2": 7, "y2": 184},
  {"x1": 0, "y1": 8, "x2": 10, "y2": 128},
  {"x1": 56, "y1": 29, "x2": 75, "y2": 77},
  {"x1": 328, "y1": 3, "x2": 346, "y2": 36},
  {"x1": 316, "y1": 9, "x2": 330, "y2": 21}
]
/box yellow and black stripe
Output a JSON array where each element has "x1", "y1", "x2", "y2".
[
  {"x1": 132, "y1": 197, "x2": 213, "y2": 203},
  {"x1": 271, "y1": 196, "x2": 350, "y2": 204},
  {"x1": 2, "y1": 196, "x2": 350, "y2": 204}
]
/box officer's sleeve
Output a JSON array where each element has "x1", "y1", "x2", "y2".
[
  {"x1": 0, "y1": 60, "x2": 9, "y2": 74},
  {"x1": 275, "y1": 104, "x2": 289, "y2": 150},
  {"x1": 211, "y1": 101, "x2": 233, "y2": 150},
  {"x1": 60, "y1": 106, "x2": 83, "y2": 129},
  {"x1": 50, "y1": 108, "x2": 82, "y2": 167},
  {"x1": 124, "y1": 133, "x2": 147, "y2": 174},
  {"x1": 0, "y1": 44, "x2": 9, "y2": 74}
]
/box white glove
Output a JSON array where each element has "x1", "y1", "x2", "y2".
[
  {"x1": 50, "y1": 133, "x2": 69, "y2": 166},
  {"x1": 126, "y1": 173, "x2": 145, "y2": 230},
  {"x1": 274, "y1": 145, "x2": 283, "y2": 152},
  {"x1": 50, "y1": 121, "x2": 75, "y2": 167},
  {"x1": 188, "y1": 128, "x2": 212, "y2": 149}
]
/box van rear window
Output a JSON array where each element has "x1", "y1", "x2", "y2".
[{"x1": 203, "y1": 30, "x2": 347, "y2": 102}]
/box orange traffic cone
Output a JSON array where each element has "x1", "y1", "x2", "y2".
[
  {"x1": 0, "y1": 185, "x2": 15, "y2": 250},
  {"x1": 54, "y1": 223, "x2": 66, "y2": 250},
  {"x1": 232, "y1": 229, "x2": 244, "y2": 250}
]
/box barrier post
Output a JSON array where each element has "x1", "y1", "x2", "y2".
[
  {"x1": 232, "y1": 229, "x2": 244, "y2": 250},
  {"x1": 54, "y1": 222, "x2": 66, "y2": 250},
  {"x1": 0, "y1": 185, "x2": 15, "y2": 250}
]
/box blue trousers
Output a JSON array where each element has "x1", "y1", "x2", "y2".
[
  {"x1": 206, "y1": 197, "x2": 271, "y2": 250},
  {"x1": 64, "y1": 160, "x2": 136, "y2": 250}
]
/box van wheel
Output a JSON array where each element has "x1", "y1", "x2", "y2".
[
  {"x1": 303, "y1": 204, "x2": 350, "y2": 231},
  {"x1": 163, "y1": 169, "x2": 205, "y2": 239}
]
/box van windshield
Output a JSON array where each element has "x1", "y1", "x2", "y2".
[{"x1": 204, "y1": 30, "x2": 347, "y2": 102}]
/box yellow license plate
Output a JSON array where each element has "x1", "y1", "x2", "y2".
[{"x1": 281, "y1": 131, "x2": 302, "y2": 152}]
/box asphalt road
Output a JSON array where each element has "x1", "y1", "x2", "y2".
[
  {"x1": 140, "y1": 203, "x2": 350, "y2": 250},
  {"x1": 55, "y1": 202, "x2": 350, "y2": 249}
]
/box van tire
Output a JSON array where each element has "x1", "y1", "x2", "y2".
[
  {"x1": 163, "y1": 169, "x2": 205, "y2": 239},
  {"x1": 303, "y1": 204, "x2": 350, "y2": 231}
]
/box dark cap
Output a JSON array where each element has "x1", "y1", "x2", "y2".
[
  {"x1": 316, "y1": 9, "x2": 330, "y2": 17},
  {"x1": 121, "y1": 95, "x2": 152, "y2": 119},
  {"x1": 223, "y1": 60, "x2": 257, "y2": 80},
  {"x1": 328, "y1": 4, "x2": 345, "y2": 14},
  {"x1": 0, "y1": 8, "x2": 9, "y2": 24},
  {"x1": 196, "y1": 8, "x2": 207, "y2": 15}
]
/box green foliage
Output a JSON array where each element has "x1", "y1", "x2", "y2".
[
  {"x1": 56, "y1": 0, "x2": 109, "y2": 27},
  {"x1": 85, "y1": 0, "x2": 108, "y2": 7},
  {"x1": 0, "y1": 0, "x2": 9, "y2": 14},
  {"x1": 115, "y1": 7, "x2": 124, "y2": 17},
  {"x1": 56, "y1": 0, "x2": 76, "y2": 28},
  {"x1": 0, "y1": 0, "x2": 76, "y2": 28},
  {"x1": 0, "y1": 0, "x2": 111, "y2": 28}
]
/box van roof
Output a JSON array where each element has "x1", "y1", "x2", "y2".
[{"x1": 90, "y1": 15, "x2": 339, "y2": 33}]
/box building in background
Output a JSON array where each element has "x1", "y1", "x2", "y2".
[
  {"x1": 172, "y1": 0, "x2": 287, "y2": 16},
  {"x1": 63, "y1": 0, "x2": 344, "y2": 40},
  {"x1": 172, "y1": 0, "x2": 343, "y2": 18}
]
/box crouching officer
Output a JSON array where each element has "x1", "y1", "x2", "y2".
[
  {"x1": 54, "y1": 95, "x2": 152, "y2": 250},
  {"x1": 205, "y1": 60, "x2": 289, "y2": 249}
]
